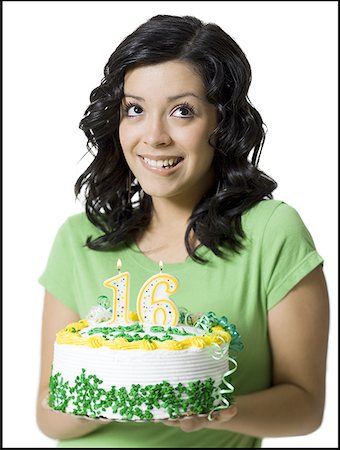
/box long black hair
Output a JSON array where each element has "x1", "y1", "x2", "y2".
[{"x1": 75, "y1": 14, "x2": 277, "y2": 263}]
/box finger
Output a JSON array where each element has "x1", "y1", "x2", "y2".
[
  {"x1": 210, "y1": 405, "x2": 238, "y2": 422},
  {"x1": 178, "y1": 416, "x2": 204, "y2": 432},
  {"x1": 160, "y1": 417, "x2": 203, "y2": 432},
  {"x1": 160, "y1": 419, "x2": 181, "y2": 427}
]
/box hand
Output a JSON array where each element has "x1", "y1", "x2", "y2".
[{"x1": 160, "y1": 406, "x2": 238, "y2": 433}]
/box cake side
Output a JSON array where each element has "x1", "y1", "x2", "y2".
[
  {"x1": 50, "y1": 344, "x2": 229, "y2": 420},
  {"x1": 48, "y1": 310, "x2": 242, "y2": 421}
]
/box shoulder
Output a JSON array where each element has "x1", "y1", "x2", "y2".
[
  {"x1": 63, "y1": 212, "x2": 96, "y2": 230},
  {"x1": 242, "y1": 199, "x2": 313, "y2": 241},
  {"x1": 241, "y1": 200, "x2": 319, "y2": 261},
  {"x1": 243, "y1": 199, "x2": 303, "y2": 226},
  {"x1": 54, "y1": 212, "x2": 101, "y2": 243},
  {"x1": 243, "y1": 199, "x2": 296, "y2": 221}
]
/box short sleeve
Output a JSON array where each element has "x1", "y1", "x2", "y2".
[
  {"x1": 38, "y1": 217, "x2": 78, "y2": 313},
  {"x1": 261, "y1": 203, "x2": 324, "y2": 309}
]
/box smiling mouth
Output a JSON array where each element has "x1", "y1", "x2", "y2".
[{"x1": 139, "y1": 156, "x2": 184, "y2": 169}]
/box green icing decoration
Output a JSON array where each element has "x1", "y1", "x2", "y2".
[
  {"x1": 87, "y1": 324, "x2": 145, "y2": 335},
  {"x1": 150, "y1": 326, "x2": 165, "y2": 333},
  {"x1": 164, "y1": 326, "x2": 194, "y2": 336},
  {"x1": 48, "y1": 369, "x2": 70, "y2": 411},
  {"x1": 83, "y1": 323, "x2": 196, "y2": 342},
  {"x1": 48, "y1": 369, "x2": 223, "y2": 421}
]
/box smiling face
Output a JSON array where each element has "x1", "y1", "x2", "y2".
[{"x1": 119, "y1": 60, "x2": 217, "y2": 203}]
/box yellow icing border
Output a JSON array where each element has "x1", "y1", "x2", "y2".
[{"x1": 56, "y1": 321, "x2": 231, "y2": 351}]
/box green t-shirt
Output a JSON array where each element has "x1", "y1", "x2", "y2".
[{"x1": 39, "y1": 199, "x2": 323, "y2": 448}]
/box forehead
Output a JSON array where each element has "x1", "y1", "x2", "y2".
[{"x1": 123, "y1": 60, "x2": 206, "y2": 99}]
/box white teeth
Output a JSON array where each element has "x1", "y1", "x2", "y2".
[{"x1": 143, "y1": 157, "x2": 181, "y2": 168}]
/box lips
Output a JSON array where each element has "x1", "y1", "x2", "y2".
[{"x1": 138, "y1": 155, "x2": 184, "y2": 174}]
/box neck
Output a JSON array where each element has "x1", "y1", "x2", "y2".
[
  {"x1": 150, "y1": 176, "x2": 215, "y2": 232},
  {"x1": 134, "y1": 170, "x2": 216, "y2": 260},
  {"x1": 137, "y1": 196, "x2": 200, "y2": 261},
  {"x1": 150, "y1": 197, "x2": 194, "y2": 231}
]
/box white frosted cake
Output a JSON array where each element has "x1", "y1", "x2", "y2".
[
  {"x1": 48, "y1": 309, "x2": 242, "y2": 421},
  {"x1": 48, "y1": 265, "x2": 243, "y2": 421}
]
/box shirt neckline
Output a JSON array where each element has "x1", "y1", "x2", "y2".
[{"x1": 125, "y1": 240, "x2": 211, "y2": 273}]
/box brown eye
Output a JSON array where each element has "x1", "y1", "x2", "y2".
[
  {"x1": 124, "y1": 103, "x2": 144, "y2": 117},
  {"x1": 172, "y1": 103, "x2": 195, "y2": 118},
  {"x1": 178, "y1": 107, "x2": 191, "y2": 116}
]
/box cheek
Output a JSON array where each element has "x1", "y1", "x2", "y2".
[
  {"x1": 194, "y1": 148, "x2": 215, "y2": 174},
  {"x1": 118, "y1": 123, "x2": 130, "y2": 150},
  {"x1": 118, "y1": 125, "x2": 135, "y2": 168},
  {"x1": 188, "y1": 130, "x2": 215, "y2": 172},
  {"x1": 177, "y1": 119, "x2": 214, "y2": 144},
  {"x1": 177, "y1": 124, "x2": 214, "y2": 157}
]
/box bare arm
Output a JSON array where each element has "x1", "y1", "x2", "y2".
[
  {"x1": 163, "y1": 265, "x2": 330, "y2": 436},
  {"x1": 36, "y1": 291, "x2": 107, "y2": 440}
]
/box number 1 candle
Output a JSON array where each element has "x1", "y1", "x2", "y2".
[
  {"x1": 103, "y1": 259, "x2": 132, "y2": 325},
  {"x1": 136, "y1": 261, "x2": 179, "y2": 326}
]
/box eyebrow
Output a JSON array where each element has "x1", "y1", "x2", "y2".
[{"x1": 123, "y1": 92, "x2": 202, "y2": 102}]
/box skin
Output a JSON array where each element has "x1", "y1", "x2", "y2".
[
  {"x1": 161, "y1": 266, "x2": 329, "y2": 435},
  {"x1": 119, "y1": 61, "x2": 218, "y2": 262},
  {"x1": 36, "y1": 60, "x2": 329, "y2": 440},
  {"x1": 119, "y1": 61, "x2": 217, "y2": 204}
]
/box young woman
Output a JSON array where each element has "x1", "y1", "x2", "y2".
[{"x1": 36, "y1": 14, "x2": 329, "y2": 448}]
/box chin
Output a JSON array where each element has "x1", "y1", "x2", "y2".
[
  {"x1": 144, "y1": 190, "x2": 177, "y2": 199},
  {"x1": 137, "y1": 178, "x2": 174, "y2": 195},
  {"x1": 140, "y1": 184, "x2": 181, "y2": 199}
]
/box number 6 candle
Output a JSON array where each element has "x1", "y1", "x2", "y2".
[
  {"x1": 103, "y1": 259, "x2": 132, "y2": 325},
  {"x1": 136, "y1": 261, "x2": 179, "y2": 326}
]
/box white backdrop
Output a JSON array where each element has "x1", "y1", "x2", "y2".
[{"x1": 3, "y1": 1, "x2": 338, "y2": 448}]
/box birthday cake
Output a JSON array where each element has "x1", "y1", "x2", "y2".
[{"x1": 48, "y1": 263, "x2": 243, "y2": 421}]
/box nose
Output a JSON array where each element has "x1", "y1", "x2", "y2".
[{"x1": 143, "y1": 116, "x2": 172, "y2": 147}]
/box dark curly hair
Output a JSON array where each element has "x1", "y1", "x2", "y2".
[{"x1": 75, "y1": 14, "x2": 277, "y2": 263}]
